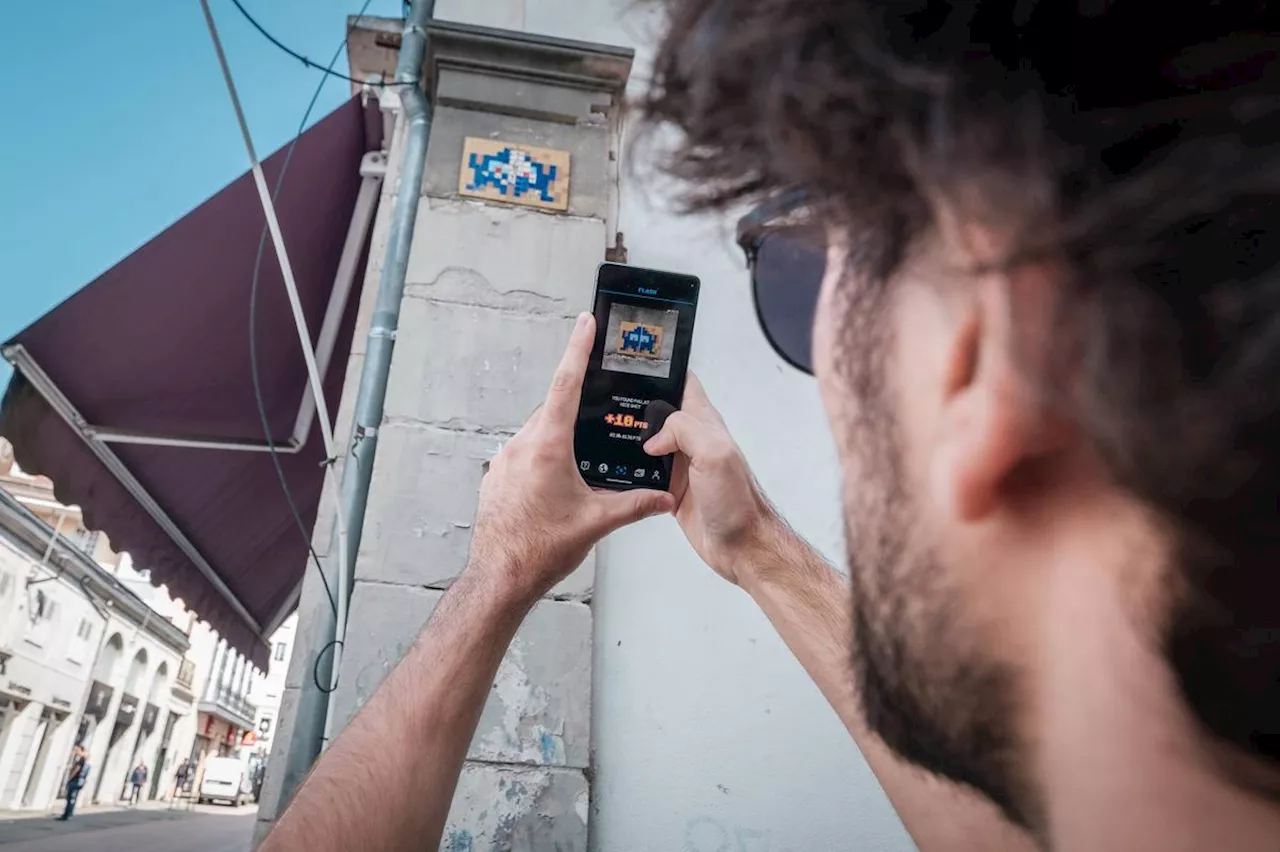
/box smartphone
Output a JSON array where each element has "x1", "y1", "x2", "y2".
[{"x1": 574, "y1": 262, "x2": 700, "y2": 491}]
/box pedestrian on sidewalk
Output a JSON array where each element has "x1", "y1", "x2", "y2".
[
  {"x1": 129, "y1": 762, "x2": 148, "y2": 805},
  {"x1": 57, "y1": 745, "x2": 90, "y2": 821},
  {"x1": 173, "y1": 758, "x2": 191, "y2": 799}
]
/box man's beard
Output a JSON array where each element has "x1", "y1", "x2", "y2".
[{"x1": 836, "y1": 279, "x2": 1040, "y2": 832}]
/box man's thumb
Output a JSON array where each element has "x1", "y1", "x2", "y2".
[
  {"x1": 596, "y1": 488, "x2": 675, "y2": 533},
  {"x1": 643, "y1": 409, "x2": 687, "y2": 457}
]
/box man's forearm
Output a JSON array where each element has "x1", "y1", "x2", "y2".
[
  {"x1": 736, "y1": 520, "x2": 1034, "y2": 852},
  {"x1": 261, "y1": 567, "x2": 529, "y2": 852}
]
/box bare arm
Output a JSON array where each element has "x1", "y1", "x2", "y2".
[
  {"x1": 645, "y1": 375, "x2": 1034, "y2": 852},
  {"x1": 262, "y1": 314, "x2": 671, "y2": 852},
  {"x1": 260, "y1": 569, "x2": 527, "y2": 852}
]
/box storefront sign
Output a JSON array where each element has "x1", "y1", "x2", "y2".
[
  {"x1": 140, "y1": 703, "x2": 160, "y2": 734},
  {"x1": 4, "y1": 654, "x2": 92, "y2": 710},
  {"x1": 86, "y1": 681, "x2": 114, "y2": 721},
  {"x1": 115, "y1": 693, "x2": 139, "y2": 729}
]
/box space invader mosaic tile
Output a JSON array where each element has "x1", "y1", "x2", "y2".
[{"x1": 458, "y1": 137, "x2": 571, "y2": 211}]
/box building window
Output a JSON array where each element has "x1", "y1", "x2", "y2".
[
  {"x1": 176, "y1": 658, "x2": 197, "y2": 690},
  {"x1": 67, "y1": 617, "x2": 94, "y2": 664},
  {"x1": 26, "y1": 589, "x2": 57, "y2": 647},
  {"x1": 273, "y1": 642, "x2": 288, "y2": 662}
]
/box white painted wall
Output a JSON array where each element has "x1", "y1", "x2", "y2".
[
  {"x1": 250, "y1": 614, "x2": 297, "y2": 755},
  {"x1": 426, "y1": 3, "x2": 916, "y2": 850},
  {"x1": 584, "y1": 213, "x2": 912, "y2": 850},
  {"x1": 0, "y1": 535, "x2": 103, "y2": 811},
  {"x1": 84, "y1": 612, "x2": 183, "y2": 805}
]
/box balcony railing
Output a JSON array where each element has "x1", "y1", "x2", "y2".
[
  {"x1": 216, "y1": 686, "x2": 257, "y2": 721},
  {"x1": 197, "y1": 685, "x2": 257, "y2": 729}
]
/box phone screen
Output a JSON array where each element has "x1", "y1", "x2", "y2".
[{"x1": 574, "y1": 263, "x2": 700, "y2": 491}]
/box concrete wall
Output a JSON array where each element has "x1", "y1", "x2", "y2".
[
  {"x1": 430, "y1": 3, "x2": 916, "y2": 851},
  {"x1": 304, "y1": 26, "x2": 629, "y2": 847}
]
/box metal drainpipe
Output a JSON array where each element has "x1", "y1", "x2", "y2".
[{"x1": 318, "y1": 0, "x2": 435, "y2": 750}]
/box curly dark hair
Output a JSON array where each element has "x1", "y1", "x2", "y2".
[{"x1": 641, "y1": 0, "x2": 1280, "y2": 771}]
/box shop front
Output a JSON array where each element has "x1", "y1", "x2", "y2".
[{"x1": 0, "y1": 652, "x2": 83, "y2": 810}]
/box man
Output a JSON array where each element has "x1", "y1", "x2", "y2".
[
  {"x1": 174, "y1": 758, "x2": 191, "y2": 799},
  {"x1": 263, "y1": 3, "x2": 1280, "y2": 851},
  {"x1": 129, "y1": 762, "x2": 148, "y2": 806},
  {"x1": 58, "y1": 745, "x2": 90, "y2": 821}
]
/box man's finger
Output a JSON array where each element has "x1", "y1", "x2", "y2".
[
  {"x1": 638, "y1": 400, "x2": 676, "y2": 445},
  {"x1": 542, "y1": 312, "x2": 595, "y2": 433},
  {"x1": 642, "y1": 410, "x2": 717, "y2": 459},
  {"x1": 683, "y1": 371, "x2": 710, "y2": 409},
  {"x1": 681, "y1": 372, "x2": 724, "y2": 424},
  {"x1": 522, "y1": 403, "x2": 544, "y2": 432},
  {"x1": 592, "y1": 488, "x2": 675, "y2": 536}
]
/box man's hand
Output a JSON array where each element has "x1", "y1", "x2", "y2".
[
  {"x1": 643, "y1": 372, "x2": 780, "y2": 587},
  {"x1": 471, "y1": 312, "x2": 675, "y2": 605}
]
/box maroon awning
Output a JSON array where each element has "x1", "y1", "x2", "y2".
[{"x1": 0, "y1": 96, "x2": 382, "y2": 668}]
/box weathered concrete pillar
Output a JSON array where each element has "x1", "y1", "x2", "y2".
[{"x1": 255, "y1": 19, "x2": 632, "y2": 851}]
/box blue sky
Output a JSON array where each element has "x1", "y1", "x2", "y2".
[{"x1": 0, "y1": 0, "x2": 404, "y2": 383}]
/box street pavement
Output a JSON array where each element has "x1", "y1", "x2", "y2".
[{"x1": 0, "y1": 801, "x2": 255, "y2": 852}]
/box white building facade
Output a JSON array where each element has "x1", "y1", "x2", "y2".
[
  {"x1": 0, "y1": 490, "x2": 194, "y2": 812},
  {"x1": 0, "y1": 529, "x2": 102, "y2": 811},
  {"x1": 80, "y1": 611, "x2": 187, "y2": 806},
  {"x1": 250, "y1": 614, "x2": 296, "y2": 759},
  {"x1": 0, "y1": 442, "x2": 225, "y2": 812},
  {"x1": 186, "y1": 631, "x2": 261, "y2": 800}
]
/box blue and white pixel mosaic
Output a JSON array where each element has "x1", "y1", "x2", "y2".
[{"x1": 466, "y1": 147, "x2": 558, "y2": 202}]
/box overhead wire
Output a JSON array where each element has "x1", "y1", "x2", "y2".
[
  {"x1": 246, "y1": 13, "x2": 362, "y2": 626},
  {"x1": 203, "y1": 0, "x2": 387, "y2": 690},
  {"x1": 229, "y1": 0, "x2": 413, "y2": 86}
]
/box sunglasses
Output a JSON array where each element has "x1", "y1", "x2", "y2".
[{"x1": 736, "y1": 190, "x2": 827, "y2": 375}]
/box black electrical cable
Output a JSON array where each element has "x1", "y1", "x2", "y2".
[
  {"x1": 312, "y1": 639, "x2": 344, "y2": 694},
  {"x1": 244, "y1": 0, "x2": 379, "y2": 692},
  {"x1": 229, "y1": 0, "x2": 412, "y2": 86}
]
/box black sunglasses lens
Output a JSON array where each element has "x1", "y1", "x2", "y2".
[{"x1": 752, "y1": 229, "x2": 825, "y2": 374}]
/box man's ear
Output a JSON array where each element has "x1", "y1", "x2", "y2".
[{"x1": 928, "y1": 261, "x2": 1068, "y2": 523}]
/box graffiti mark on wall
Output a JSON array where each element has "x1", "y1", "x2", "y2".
[
  {"x1": 684, "y1": 815, "x2": 798, "y2": 852},
  {"x1": 444, "y1": 828, "x2": 473, "y2": 852}
]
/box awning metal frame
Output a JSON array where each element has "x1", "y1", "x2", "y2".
[
  {"x1": 1, "y1": 341, "x2": 269, "y2": 645},
  {"x1": 0, "y1": 150, "x2": 385, "y2": 647},
  {"x1": 33, "y1": 151, "x2": 386, "y2": 457}
]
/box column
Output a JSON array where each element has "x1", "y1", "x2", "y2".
[
  {"x1": 256, "y1": 19, "x2": 632, "y2": 851},
  {"x1": 327, "y1": 22, "x2": 631, "y2": 851}
]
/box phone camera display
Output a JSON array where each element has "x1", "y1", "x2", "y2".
[{"x1": 574, "y1": 264, "x2": 699, "y2": 492}]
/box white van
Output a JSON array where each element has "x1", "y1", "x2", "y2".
[{"x1": 197, "y1": 756, "x2": 249, "y2": 806}]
